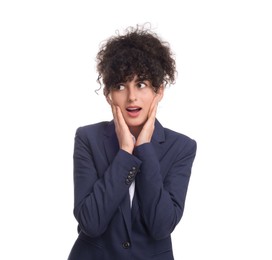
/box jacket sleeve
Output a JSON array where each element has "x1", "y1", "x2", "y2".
[
  {"x1": 133, "y1": 138, "x2": 197, "y2": 240},
  {"x1": 73, "y1": 127, "x2": 141, "y2": 237}
]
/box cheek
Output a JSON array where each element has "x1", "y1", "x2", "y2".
[
  {"x1": 143, "y1": 94, "x2": 156, "y2": 106},
  {"x1": 111, "y1": 94, "x2": 126, "y2": 108},
  {"x1": 110, "y1": 94, "x2": 123, "y2": 106}
]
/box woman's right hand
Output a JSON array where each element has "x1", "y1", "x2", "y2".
[{"x1": 110, "y1": 102, "x2": 134, "y2": 154}]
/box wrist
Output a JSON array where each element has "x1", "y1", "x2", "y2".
[
  {"x1": 121, "y1": 145, "x2": 133, "y2": 154},
  {"x1": 135, "y1": 139, "x2": 150, "y2": 147}
]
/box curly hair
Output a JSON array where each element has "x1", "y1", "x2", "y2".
[{"x1": 96, "y1": 25, "x2": 176, "y2": 95}]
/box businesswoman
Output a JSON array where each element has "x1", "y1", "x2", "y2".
[{"x1": 68, "y1": 25, "x2": 197, "y2": 260}]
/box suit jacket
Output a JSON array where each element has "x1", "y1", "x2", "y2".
[{"x1": 68, "y1": 119, "x2": 197, "y2": 260}]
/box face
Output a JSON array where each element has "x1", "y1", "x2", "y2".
[{"x1": 107, "y1": 75, "x2": 164, "y2": 133}]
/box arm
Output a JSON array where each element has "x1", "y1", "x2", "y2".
[
  {"x1": 134, "y1": 138, "x2": 197, "y2": 240},
  {"x1": 73, "y1": 127, "x2": 141, "y2": 237}
]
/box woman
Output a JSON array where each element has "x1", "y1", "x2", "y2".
[{"x1": 68, "y1": 25, "x2": 197, "y2": 260}]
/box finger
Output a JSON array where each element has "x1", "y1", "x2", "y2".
[
  {"x1": 115, "y1": 106, "x2": 125, "y2": 124},
  {"x1": 115, "y1": 106, "x2": 129, "y2": 132},
  {"x1": 112, "y1": 105, "x2": 125, "y2": 136},
  {"x1": 148, "y1": 95, "x2": 159, "y2": 118},
  {"x1": 111, "y1": 104, "x2": 117, "y2": 122}
]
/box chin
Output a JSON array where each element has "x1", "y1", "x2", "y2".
[{"x1": 125, "y1": 118, "x2": 146, "y2": 128}]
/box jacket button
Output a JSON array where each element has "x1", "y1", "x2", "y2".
[
  {"x1": 127, "y1": 174, "x2": 133, "y2": 180},
  {"x1": 122, "y1": 241, "x2": 130, "y2": 249}
]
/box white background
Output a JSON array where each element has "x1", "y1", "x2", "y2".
[{"x1": 0, "y1": 0, "x2": 271, "y2": 259}]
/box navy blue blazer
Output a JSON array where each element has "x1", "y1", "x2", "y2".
[{"x1": 68, "y1": 119, "x2": 197, "y2": 260}]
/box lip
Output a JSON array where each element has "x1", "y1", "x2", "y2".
[{"x1": 126, "y1": 106, "x2": 142, "y2": 118}]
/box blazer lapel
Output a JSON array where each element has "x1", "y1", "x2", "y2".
[
  {"x1": 119, "y1": 194, "x2": 132, "y2": 238},
  {"x1": 151, "y1": 119, "x2": 166, "y2": 160},
  {"x1": 131, "y1": 190, "x2": 140, "y2": 224}
]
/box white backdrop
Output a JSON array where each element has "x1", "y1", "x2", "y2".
[{"x1": 0, "y1": 0, "x2": 271, "y2": 259}]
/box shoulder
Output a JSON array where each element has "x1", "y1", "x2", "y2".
[
  {"x1": 76, "y1": 121, "x2": 109, "y2": 133},
  {"x1": 154, "y1": 119, "x2": 197, "y2": 157},
  {"x1": 155, "y1": 120, "x2": 196, "y2": 147},
  {"x1": 162, "y1": 126, "x2": 197, "y2": 154},
  {"x1": 75, "y1": 121, "x2": 114, "y2": 140},
  {"x1": 165, "y1": 127, "x2": 196, "y2": 143}
]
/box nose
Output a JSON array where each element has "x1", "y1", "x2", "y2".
[{"x1": 127, "y1": 86, "x2": 137, "y2": 102}]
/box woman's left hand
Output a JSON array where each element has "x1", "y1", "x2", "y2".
[{"x1": 135, "y1": 95, "x2": 159, "y2": 147}]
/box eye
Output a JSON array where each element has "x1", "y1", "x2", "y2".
[
  {"x1": 114, "y1": 84, "x2": 125, "y2": 91},
  {"x1": 137, "y1": 82, "x2": 147, "y2": 89}
]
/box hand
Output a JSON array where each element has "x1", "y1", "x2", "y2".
[
  {"x1": 109, "y1": 99, "x2": 134, "y2": 154},
  {"x1": 135, "y1": 94, "x2": 159, "y2": 147}
]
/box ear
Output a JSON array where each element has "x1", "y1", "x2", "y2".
[{"x1": 156, "y1": 85, "x2": 164, "y2": 102}]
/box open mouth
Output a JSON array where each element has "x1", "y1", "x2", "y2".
[
  {"x1": 126, "y1": 107, "x2": 142, "y2": 117},
  {"x1": 126, "y1": 107, "x2": 142, "y2": 112}
]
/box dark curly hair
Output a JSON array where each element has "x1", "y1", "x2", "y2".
[{"x1": 96, "y1": 25, "x2": 176, "y2": 95}]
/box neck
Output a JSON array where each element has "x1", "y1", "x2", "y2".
[{"x1": 129, "y1": 126, "x2": 142, "y2": 139}]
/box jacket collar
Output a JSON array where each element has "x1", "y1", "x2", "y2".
[
  {"x1": 103, "y1": 119, "x2": 165, "y2": 140},
  {"x1": 151, "y1": 119, "x2": 165, "y2": 143},
  {"x1": 102, "y1": 118, "x2": 166, "y2": 171}
]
